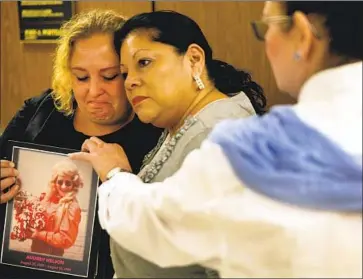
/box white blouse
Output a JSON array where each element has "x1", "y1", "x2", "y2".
[{"x1": 98, "y1": 62, "x2": 362, "y2": 278}]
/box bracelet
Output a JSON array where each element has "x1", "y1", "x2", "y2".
[{"x1": 105, "y1": 167, "x2": 131, "y2": 180}]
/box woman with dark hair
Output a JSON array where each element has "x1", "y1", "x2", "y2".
[
  {"x1": 74, "y1": 10, "x2": 265, "y2": 278},
  {"x1": 114, "y1": 10, "x2": 266, "y2": 117},
  {"x1": 112, "y1": 10, "x2": 265, "y2": 278},
  {"x1": 72, "y1": 2, "x2": 361, "y2": 277}
]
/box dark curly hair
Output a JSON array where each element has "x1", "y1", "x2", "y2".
[
  {"x1": 285, "y1": 1, "x2": 363, "y2": 60},
  {"x1": 114, "y1": 10, "x2": 266, "y2": 115}
]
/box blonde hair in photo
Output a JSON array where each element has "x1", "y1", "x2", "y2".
[{"x1": 49, "y1": 159, "x2": 84, "y2": 194}]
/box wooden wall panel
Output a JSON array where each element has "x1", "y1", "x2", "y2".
[
  {"x1": 75, "y1": 1, "x2": 150, "y2": 18},
  {"x1": 0, "y1": 2, "x2": 56, "y2": 131},
  {"x1": 154, "y1": 1, "x2": 295, "y2": 110},
  {"x1": 0, "y1": 1, "x2": 151, "y2": 130}
]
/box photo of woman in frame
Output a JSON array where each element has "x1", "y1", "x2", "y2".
[{"x1": 1, "y1": 141, "x2": 99, "y2": 278}]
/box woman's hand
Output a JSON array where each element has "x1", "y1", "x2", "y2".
[
  {"x1": 69, "y1": 137, "x2": 132, "y2": 182},
  {"x1": 1, "y1": 160, "x2": 21, "y2": 203}
]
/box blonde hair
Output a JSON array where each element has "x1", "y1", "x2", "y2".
[
  {"x1": 51, "y1": 9, "x2": 127, "y2": 116},
  {"x1": 50, "y1": 159, "x2": 84, "y2": 194}
]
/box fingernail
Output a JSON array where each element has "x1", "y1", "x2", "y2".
[
  {"x1": 10, "y1": 162, "x2": 15, "y2": 168},
  {"x1": 14, "y1": 170, "x2": 19, "y2": 176}
]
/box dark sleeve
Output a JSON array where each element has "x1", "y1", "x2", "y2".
[{"x1": 0, "y1": 89, "x2": 52, "y2": 159}]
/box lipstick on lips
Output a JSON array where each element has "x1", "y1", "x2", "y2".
[{"x1": 132, "y1": 96, "x2": 148, "y2": 106}]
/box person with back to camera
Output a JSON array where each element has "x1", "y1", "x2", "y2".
[{"x1": 72, "y1": 2, "x2": 362, "y2": 278}]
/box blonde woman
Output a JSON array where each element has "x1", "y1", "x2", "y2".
[
  {"x1": 0, "y1": 9, "x2": 162, "y2": 279},
  {"x1": 30, "y1": 159, "x2": 83, "y2": 256}
]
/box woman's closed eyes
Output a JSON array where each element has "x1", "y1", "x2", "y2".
[
  {"x1": 75, "y1": 73, "x2": 120, "y2": 82},
  {"x1": 76, "y1": 75, "x2": 89, "y2": 82},
  {"x1": 103, "y1": 73, "x2": 120, "y2": 81}
]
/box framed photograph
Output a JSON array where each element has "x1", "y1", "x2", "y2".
[{"x1": 0, "y1": 141, "x2": 99, "y2": 278}]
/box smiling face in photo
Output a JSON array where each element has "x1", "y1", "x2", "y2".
[{"x1": 55, "y1": 174, "x2": 74, "y2": 197}]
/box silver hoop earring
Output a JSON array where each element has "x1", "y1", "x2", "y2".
[{"x1": 193, "y1": 75, "x2": 205, "y2": 90}]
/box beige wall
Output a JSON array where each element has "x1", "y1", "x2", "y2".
[{"x1": 0, "y1": 1, "x2": 295, "y2": 131}]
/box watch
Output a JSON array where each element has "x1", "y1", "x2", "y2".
[{"x1": 105, "y1": 167, "x2": 131, "y2": 180}]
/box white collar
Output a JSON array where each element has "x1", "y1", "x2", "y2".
[
  {"x1": 298, "y1": 62, "x2": 362, "y2": 104},
  {"x1": 294, "y1": 61, "x2": 362, "y2": 156}
]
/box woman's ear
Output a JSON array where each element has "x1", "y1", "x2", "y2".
[
  {"x1": 185, "y1": 43, "x2": 206, "y2": 76},
  {"x1": 292, "y1": 11, "x2": 314, "y2": 60}
]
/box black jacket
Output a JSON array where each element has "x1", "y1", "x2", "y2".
[{"x1": 0, "y1": 89, "x2": 163, "y2": 279}]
